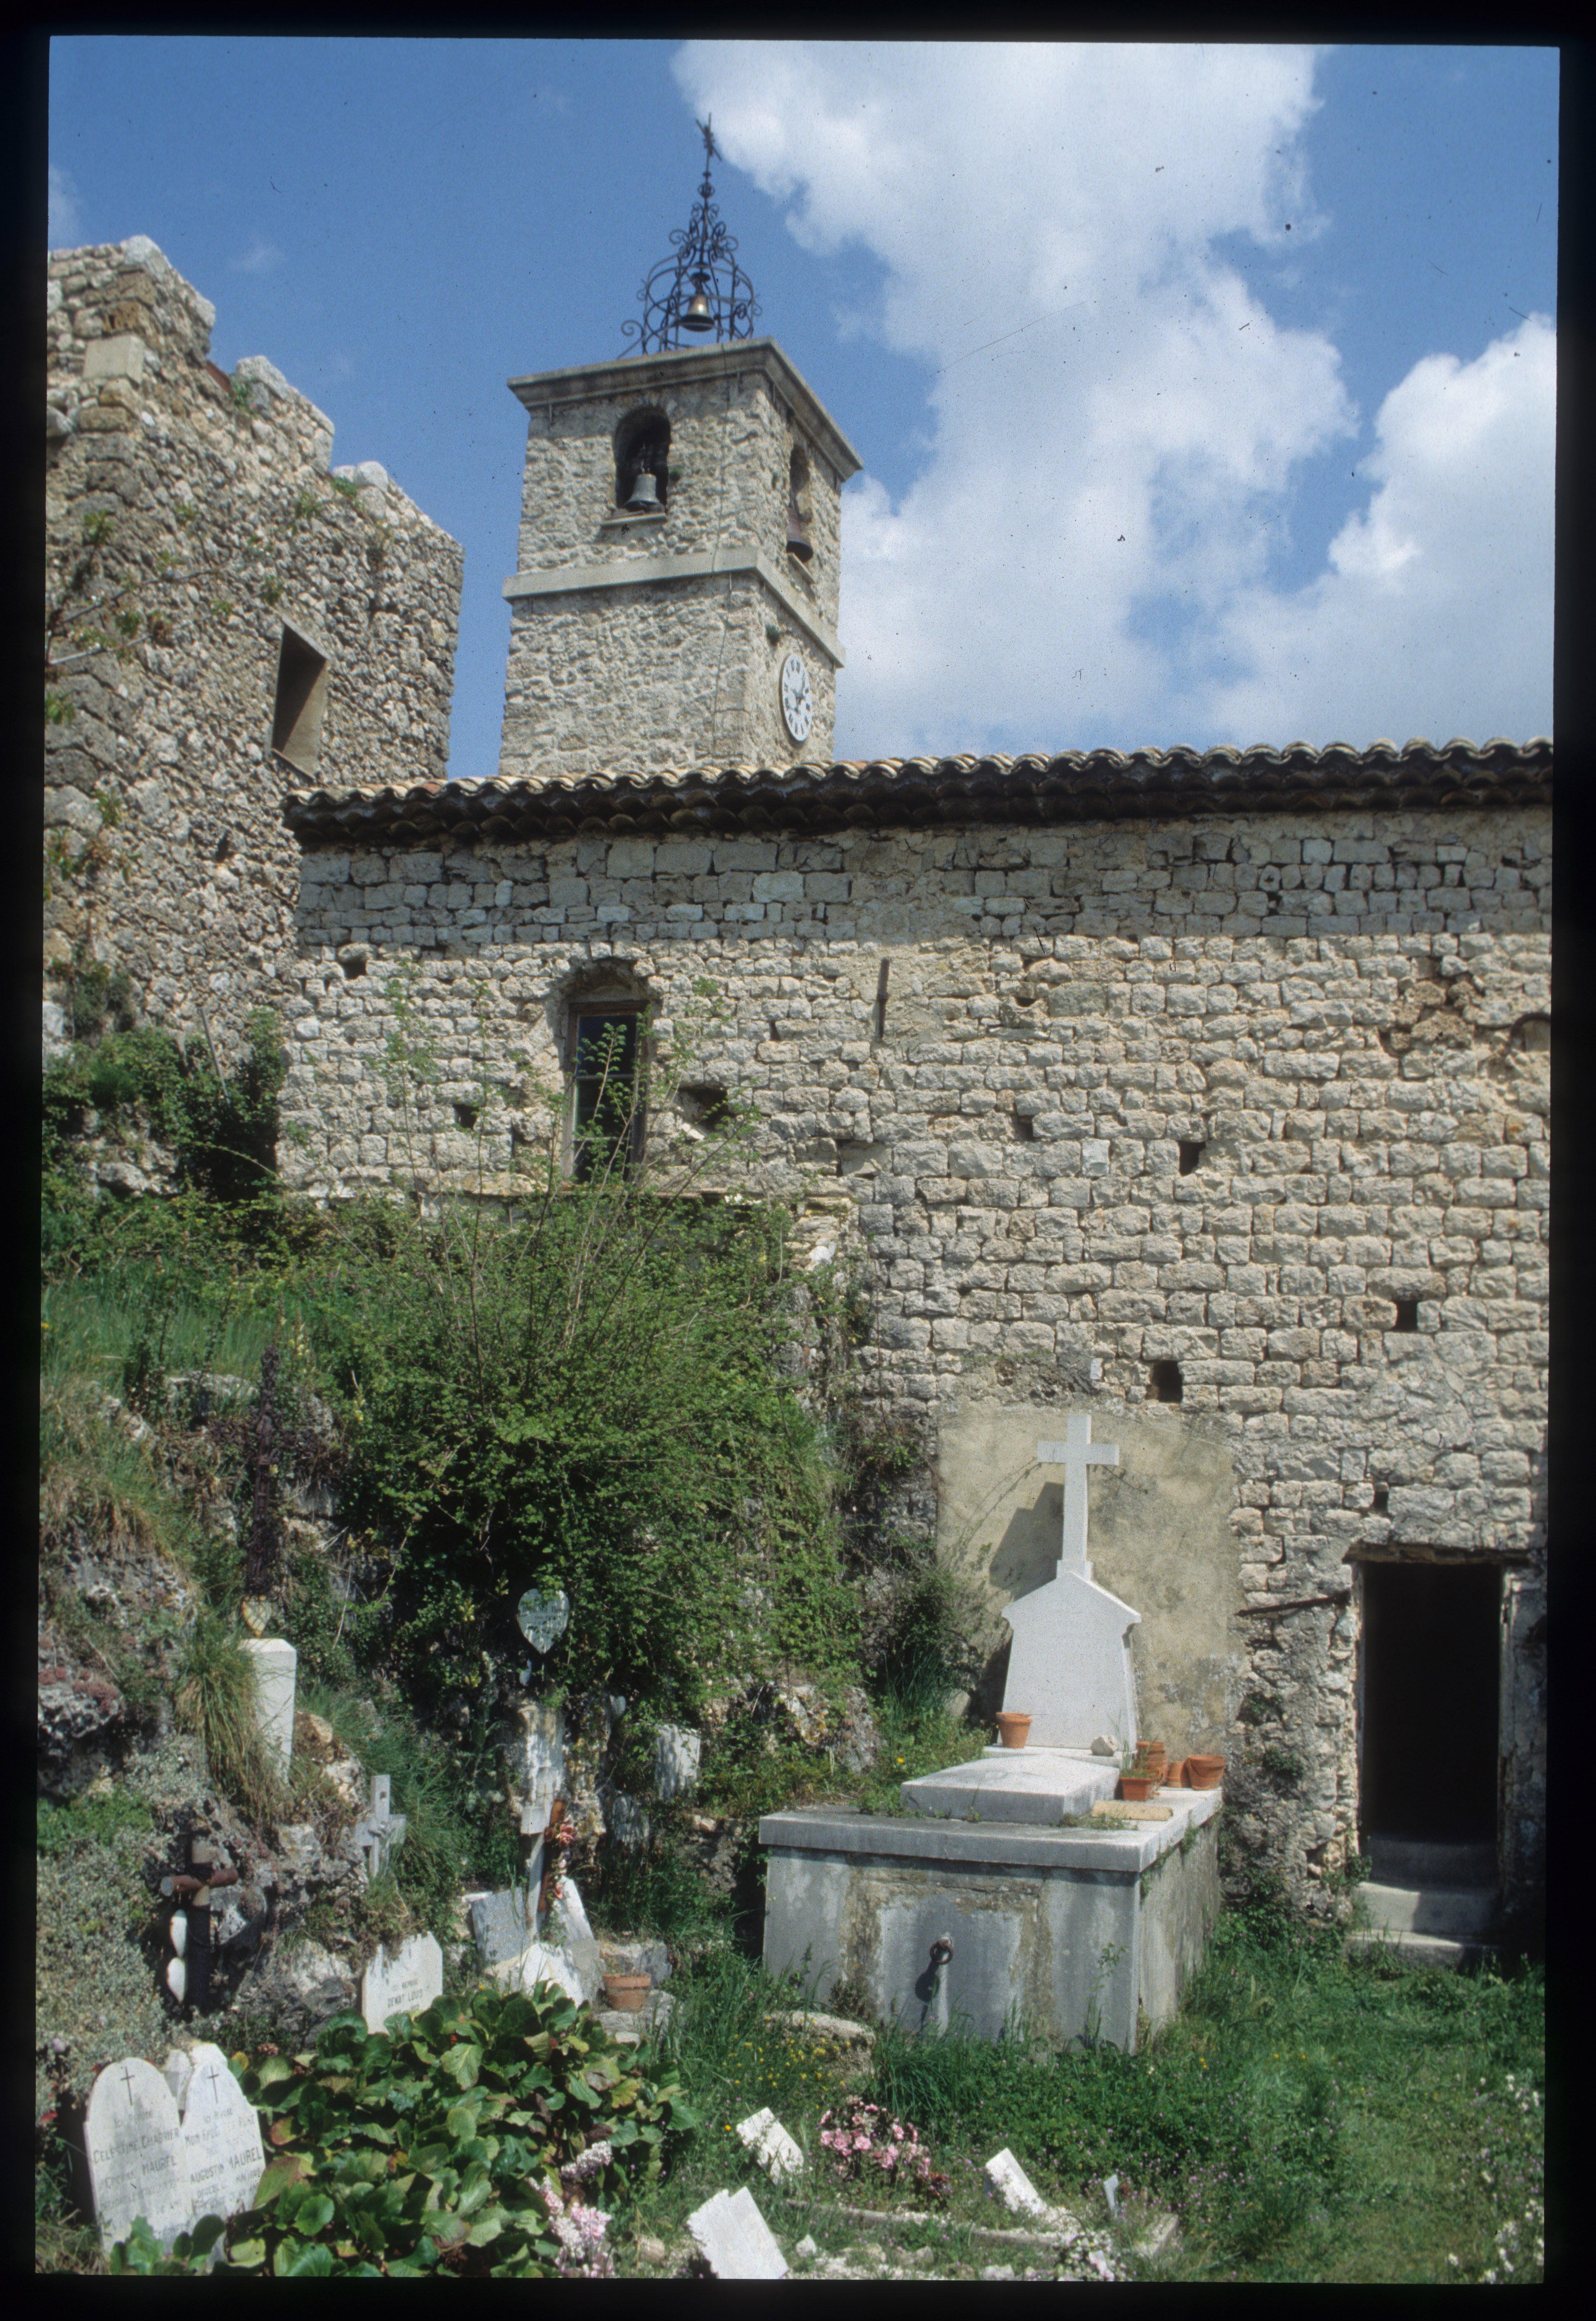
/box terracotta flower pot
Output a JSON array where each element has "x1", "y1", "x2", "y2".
[
  {"x1": 1165, "y1": 1759, "x2": 1187, "y2": 1787},
  {"x1": 603, "y1": 1973, "x2": 652, "y2": 2013},
  {"x1": 995, "y1": 1713, "x2": 1033, "y2": 1750},
  {"x1": 1118, "y1": 1774, "x2": 1156, "y2": 1801},
  {"x1": 1186, "y1": 1754, "x2": 1225, "y2": 1791}
]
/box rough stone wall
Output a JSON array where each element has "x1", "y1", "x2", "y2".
[
  {"x1": 500, "y1": 353, "x2": 842, "y2": 778},
  {"x1": 44, "y1": 238, "x2": 463, "y2": 1051},
  {"x1": 500, "y1": 572, "x2": 837, "y2": 782},
  {"x1": 279, "y1": 803, "x2": 1549, "y2": 1910}
]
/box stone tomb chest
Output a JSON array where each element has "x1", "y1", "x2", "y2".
[{"x1": 760, "y1": 1757, "x2": 1220, "y2": 2052}]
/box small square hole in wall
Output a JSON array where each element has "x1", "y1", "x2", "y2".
[
  {"x1": 1149, "y1": 1358, "x2": 1183, "y2": 1404},
  {"x1": 1178, "y1": 1139, "x2": 1204, "y2": 1175},
  {"x1": 454, "y1": 1101, "x2": 480, "y2": 1131},
  {"x1": 1371, "y1": 1484, "x2": 1389, "y2": 1514},
  {"x1": 270, "y1": 625, "x2": 331, "y2": 775},
  {"x1": 678, "y1": 1082, "x2": 731, "y2": 1130},
  {"x1": 1011, "y1": 1111, "x2": 1036, "y2": 1142},
  {"x1": 1393, "y1": 1298, "x2": 1420, "y2": 1332}
]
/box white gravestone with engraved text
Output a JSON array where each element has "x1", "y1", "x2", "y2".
[
  {"x1": 87, "y1": 2044, "x2": 265, "y2": 2254},
  {"x1": 178, "y1": 2043, "x2": 267, "y2": 2227},
  {"x1": 1001, "y1": 1414, "x2": 1142, "y2": 1749},
  {"x1": 361, "y1": 1932, "x2": 444, "y2": 2033},
  {"x1": 86, "y1": 2056, "x2": 192, "y2": 2253}
]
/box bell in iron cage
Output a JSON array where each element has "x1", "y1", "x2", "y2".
[{"x1": 681, "y1": 272, "x2": 715, "y2": 333}]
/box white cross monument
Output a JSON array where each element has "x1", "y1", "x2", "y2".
[{"x1": 1000, "y1": 1413, "x2": 1142, "y2": 1749}]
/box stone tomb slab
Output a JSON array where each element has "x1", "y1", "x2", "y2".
[
  {"x1": 901, "y1": 1746, "x2": 1119, "y2": 1826},
  {"x1": 361, "y1": 1932, "x2": 444, "y2": 2033},
  {"x1": 761, "y1": 1789, "x2": 1222, "y2": 2054}
]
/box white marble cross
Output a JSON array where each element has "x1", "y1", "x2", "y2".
[{"x1": 1036, "y1": 1413, "x2": 1120, "y2": 1578}]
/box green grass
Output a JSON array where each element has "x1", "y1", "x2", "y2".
[{"x1": 600, "y1": 1901, "x2": 1543, "y2": 2283}]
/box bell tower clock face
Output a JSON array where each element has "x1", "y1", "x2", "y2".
[{"x1": 779, "y1": 650, "x2": 815, "y2": 747}]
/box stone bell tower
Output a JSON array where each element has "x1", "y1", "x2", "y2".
[{"x1": 497, "y1": 124, "x2": 861, "y2": 782}]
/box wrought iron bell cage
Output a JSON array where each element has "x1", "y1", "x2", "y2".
[{"x1": 624, "y1": 119, "x2": 760, "y2": 355}]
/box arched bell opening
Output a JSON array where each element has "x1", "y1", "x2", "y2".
[{"x1": 615, "y1": 409, "x2": 670, "y2": 514}]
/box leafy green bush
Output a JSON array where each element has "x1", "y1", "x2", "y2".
[
  {"x1": 329, "y1": 1190, "x2": 852, "y2": 1725},
  {"x1": 114, "y1": 1983, "x2": 698, "y2": 2276},
  {"x1": 42, "y1": 1009, "x2": 289, "y2": 1260}
]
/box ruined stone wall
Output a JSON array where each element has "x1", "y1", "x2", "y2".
[
  {"x1": 44, "y1": 238, "x2": 463, "y2": 1053},
  {"x1": 279, "y1": 802, "x2": 1549, "y2": 1909}
]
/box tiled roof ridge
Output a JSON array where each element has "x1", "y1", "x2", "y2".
[{"x1": 284, "y1": 735, "x2": 1551, "y2": 844}]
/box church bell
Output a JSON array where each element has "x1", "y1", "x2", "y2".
[
  {"x1": 681, "y1": 274, "x2": 715, "y2": 333},
  {"x1": 626, "y1": 466, "x2": 661, "y2": 513},
  {"x1": 786, "y1": 491, "x2": 813, "y2": 561}
]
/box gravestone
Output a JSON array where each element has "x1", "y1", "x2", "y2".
[
  {"x1": 86, "y1": 2056, "x2": 191, "y2": 2253},
  {"x1": 360, "y1": 1933, "x2": 444, "y2": 2033},
  {"x1": 469, "y1": 1884, "x2": 534, "y2": 1967},
  {"x1": 686, "y1": 2185, "x2": 789, "y2": 2279},
  {"x1": 493, "y1": 1938, "x2": 585, "y2": 2007},
  {"x1": 735, "y1": 2107, "x2": 804, "y2": 2183},
  {"x1": 1001, "y1": 1416, "x2": 1141, "y2": 1749},
  {"x1": 86, "y1": 2045, "x2": 265, "y2": 2255},
  {"x1": 549, "y1": 1874, "x2": 602, "y2": 2004},
  {"x1": 178, "y1": 2044, "x2": 266, "y2": 2227},
  {"x1": 239, "y1": 1637, "x2": 296, "y2": 1774}
]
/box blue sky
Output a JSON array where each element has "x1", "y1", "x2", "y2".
[{"x1": 50, "y1": 38, "x2": 1556, "y2": 775}]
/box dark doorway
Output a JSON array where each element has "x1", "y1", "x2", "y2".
[{"x1": 1360, "y1": 1561, "x2": 1499, "y2": 1844}]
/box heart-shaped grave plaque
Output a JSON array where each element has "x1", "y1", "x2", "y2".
[{"x1": 516, "y1": 1586, "x2": 570, "y2": 1657}]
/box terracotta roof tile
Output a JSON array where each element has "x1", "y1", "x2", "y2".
[{"x1": 284, "y1": 737, "x2": 1551, "y2": 846}]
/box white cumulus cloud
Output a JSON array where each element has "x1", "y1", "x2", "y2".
[
  {"x1": 673, "y1": 41, "x2": 1552, "y2": 754},
  {"x1": 1198, "y1": 317, "x2": 1555, "y2": 746}
]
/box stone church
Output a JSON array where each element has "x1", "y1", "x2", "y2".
[{"x1": 45, "y1": 165, "x2": 1548, "y2": 1935}]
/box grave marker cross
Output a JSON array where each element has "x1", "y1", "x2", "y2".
[
  {"x1": 353, "y1": 1775, "x2": 408, "y2": 1885},
  {"x1": 1036, "y1": 1413, "x2": 1120, "y2": 1578}
]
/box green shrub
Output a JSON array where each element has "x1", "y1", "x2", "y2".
[{"x1": 112, "y1": 1984, "x2": 698, "y2": 2275}]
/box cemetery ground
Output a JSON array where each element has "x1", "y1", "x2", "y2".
[{"x1": 37, "y1": 1118, "x2": 1543, "y2": 2276}]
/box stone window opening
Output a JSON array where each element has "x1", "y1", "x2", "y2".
[
  {"x1": 565, "y1": 984, "x2": 650, "y2": 1182},
  {"x1": 1371, "y1": 1484, "x2": 1390, "y2": 1514},
  {"x1": 1393, "y1": 1298, "x2": 1420, "y2": 1333},
  {"x1": 786, "y1": 445, "x2": 814, "y2": 563},
  {"x1": 873, "y1": 958, "x2": 890, "y2": 1042},
  {"x1": 1149, "y1": 1358, "x2": 1183, "y2": 1404},
  {"x1": 1010, "y1": 1109, "x2": 1036, "y2": 1143},
  {"x1": 1178, "y1": 1138, "x2": 1205, "y2": 1175},
  {"x1": 270, "y1": 624, "x2": 331, "y2": 776},
  {"x1": 615, "y1": 409, "x2": 670, "y2": 514},
  {"x1": 453, "y1": 1099, "x2": 480, "y2": 1131}
]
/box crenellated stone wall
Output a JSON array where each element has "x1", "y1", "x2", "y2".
[
  {"x1": 278, "y1": 800, "x2": 1549, "y2": 1914},
  {"x1": 44, "y1": 238, "x2": 463, "y2": 1054}
]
